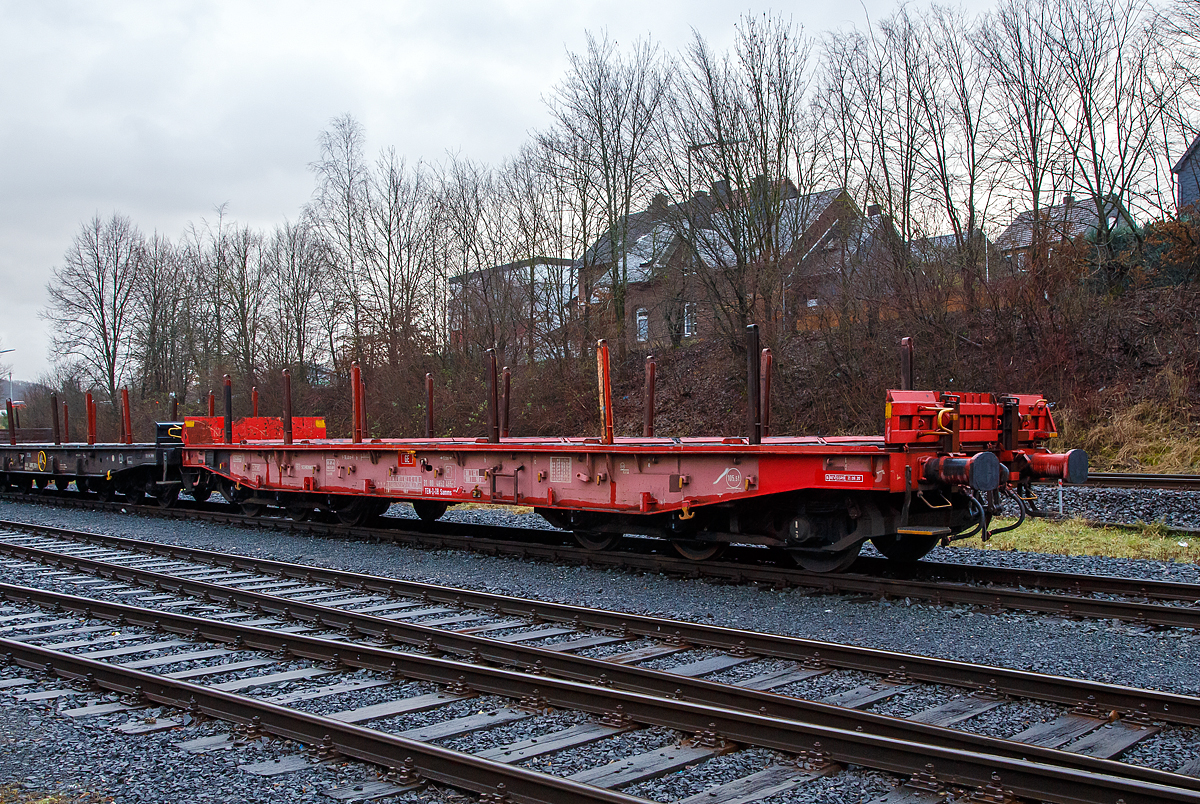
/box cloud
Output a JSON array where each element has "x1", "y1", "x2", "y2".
[{"x1": 0, "y1": 0, "x2": 986, "y2": 380}]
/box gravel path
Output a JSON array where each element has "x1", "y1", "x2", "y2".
[
  {"x1": 2, "y1": 498, "x2": 1200, "y2": 801},
  {"x1": 1032, "y1": 485, "x2": 1200, "y2": 532}
]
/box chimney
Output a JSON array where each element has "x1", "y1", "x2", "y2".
[
  {"x1": 711, "y1": 179, "x2": 731, "y2": 202},
  {"x1": 866, "y1": 204, "x2": 882, "y2": 217},
  {"x1": 1064, "y1": 194, "x2": 1075, "y2": 206},
  {"x1": 648, "y1": 193, "x2": 668, "y2": 220}
]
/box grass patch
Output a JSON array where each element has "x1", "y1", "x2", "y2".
[{"x1": 951, "y1": 517, "x2": 1200, "y2": 563}]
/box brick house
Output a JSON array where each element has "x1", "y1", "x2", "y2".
[
  {"x1": 578, "y1": 181, "x2": 896, "y2": 351},
  {"x1": 995, "y1": 195, "x2": 1130, "y2": 270},
  {"x1": 447, "y1": 256, "x2": 577, "y2": 361},
  {"x1": 1174, "y1": 132, "x2": 1200, "y2": 213}
]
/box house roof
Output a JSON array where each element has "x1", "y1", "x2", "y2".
[
  {"x1": 692, "y1": 187, "x2": 847, "y2": 266},
  {"x1": 580, "y1": 184, "x2": 851, "y2": 286},
  {"x1": 449, "y1": 256, "x2": 574, "y2": 285},
  {"x1": 995, "y1": 196, "x2": 1125, "y2": 253},
  {"x1": 1173, "y1": 132, "x2": 1200, "y2": 175},
  {"x1": 909, "y1": 229, "x2": 991, "y2": 262}
]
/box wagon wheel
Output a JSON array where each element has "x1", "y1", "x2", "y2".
[
  {"x1": 181, "y1": 471, "x2": 212, "y2": 503},
  {"x1": 573, "y1": 532, "x2": 622, "y2": 551},
  {"x1": 93, "y1": 481, "x2": 115, "y2": 502},
  {"x1": 34, "y1": 476, "x2": 49, "y2": 490},
  {"x1": 334, "y1": 498, "x2": 372, "y2": 526},
  {"x1": 870, "y1": 533, "x2": 939, "y2": 563},
  {"x1": 240, "y1": 501, "x2": 266, "y2": 517},
  {"x1": 412, "y1": 501, "x2": 448, "y2": 522},
  {"x1": 219, "y1": 480, "x2": 249, "y2": 507},
  {"x1": 287, "y1": 504, "x2": 313, "y2": 522},
  {"x1": 155, "y1": 486, "x2": 180, "y2": 509},
  {"x1": 671, "y1": 539, "x2": 726, "y2": 561},
  {"x1": 11, "y1": 475, "x2": 32, "y2": 493},
  {"x1": 119, "y1": 481, "x2": 150, "y2": 505},
  {"x1": 788, "y1": 542, "x2": 863, "y2": 573}
]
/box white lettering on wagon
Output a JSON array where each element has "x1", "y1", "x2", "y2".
[
  {"x1": 549, "y1": 457, "x2": 571, "y2": 484},
  {"x1": 824, "y1": 473, "x2": 865, "y2": 483},
  {"x1": 714, "y1": 467, "x2": 742, "y2": 489},
  {"x1": 386, "y1": 474, "x2": 422, "y2": 492},
  {"x1": 423, "y1": 486, "x2": 455, "y2": 498}
]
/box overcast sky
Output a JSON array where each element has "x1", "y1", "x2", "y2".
[{"x1": 0, "y1": 0, "x2": 987, "y2": 381}]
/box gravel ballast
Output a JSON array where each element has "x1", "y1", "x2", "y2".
[{"x1": 2, "y1": 498, "x2": 1200, "y2": 801}]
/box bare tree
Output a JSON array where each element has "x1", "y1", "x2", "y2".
[
  {"x1": 1043, "y1": 0, "x2": 1182, "y2": 265},
  {"x1": 360, "y1": 149, "x2": 437, "y2": 369},
  {"x1": 667, "y1": 14, "x2": 815, "y2": 349},
  {"x1": 978, "y1": 0, "x2": 1067, "y2": 259},
  {"x1": 546, "y1": 32, "x2": 671, "y2": 359},
  {"x1": 133, "y1": 233, "x2": 191, "y2": 399},
  {"x1": 262, "y1": 217, "x2": 328, "y2": 379},
  {"x1": 309, "y1": 114, "x2": 370, "y2": 370},
  {"x1": 224, "y1": 225, "x2": 268, "y2": 383},
  {"x1": 920, "y1": 8, "x2": 998, "y2": 266},
  {"x1": 43, "y1": 214, "x2": 145, "y2": 402}
]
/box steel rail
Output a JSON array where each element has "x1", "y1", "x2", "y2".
[
  {"x1": 4, "y1": 491, "x2": 1200, "y2": 632},
  {"x1": 4, "y1": 521, "x2": 1200, "y2": 738},
  {"x1": 1084, "y1": 473, "x2": 1200, "y2": 491},
  {"x1": 0, "y1": 581, "x2": 1197, "y2": 804},
  {"x1": 3, "y1": 492, "x2": 1200, "y2": 629},
  {"x1": 851, "y1": 556, "x2": 1200, "y2": 603},
  {"x1": 0, "y1": 634, "x2": 643, "y2": 804}
]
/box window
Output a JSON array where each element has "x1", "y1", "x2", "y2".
[
  {"x1": 683, "y1": 303, "x2": 697, "y2": 337},
  {"x1": 806, "y1": 298, "x2": 819, "y2": 308},
  {"x1": 636, "y1": 308, "x2": 649, "y2": 342}
]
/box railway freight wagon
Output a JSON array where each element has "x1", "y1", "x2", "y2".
[{"x1": 0, "y1": 333, "x2": 1086, "y2": 572}]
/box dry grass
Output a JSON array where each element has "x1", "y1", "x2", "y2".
[
  {"x1": 951, "y1": 516, "x2": 1200, "y2": 563},
  {"x1": 1052, "y1": 366, "x2": 1200, "y2": 472}
]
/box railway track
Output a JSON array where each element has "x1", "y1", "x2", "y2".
[
  {"x1": 4, "y1": 488, "x2": 1200, "y2": 630},
  {"x1": 1, "y1": 522, "x2": 1200, "y2": 802},
  {"x1": 1082, "y1": 473, "x2": 1200, "y2": 491}
]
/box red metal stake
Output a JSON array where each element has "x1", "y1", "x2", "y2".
[
  {"x1": 643, "y1": 356, "x2": 656, "y2": 438},
  {"x1": 597, "y1": 339, "x2": 614, "y2": 445},
  {"x1": 351, "y1": 363, "x2": 363, "y2": 444},
  {"x1": 223, "y1": 375, "x2": 233, "y2": 445},
  {"x1": 282, "y1": 369, "x2": 293, "y2": 446},
  {"x1": 121, "y1": 387, "x2": 133, "y2": 445},
  {"x1": 486, "y1": 350, "x2": 499, "y2": 444},
  {"x1": 62, "y1": 402, "x2": 69, "y2": 444},
  {"x1": 760, "y1": 348, "x2": 772, "y2": 439},
  {"x1": 208, "y1": 391, "x2": 215, "y2": 417},
  {"x1": 252, "y1": 386, "x2": 259, "y2": 417},
  {"x1": 85, "y1": 392, "x2": 95, "y2": 445},
  {"x1": 50, "y1": 392, "x2": 61, "y2": 445}
]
